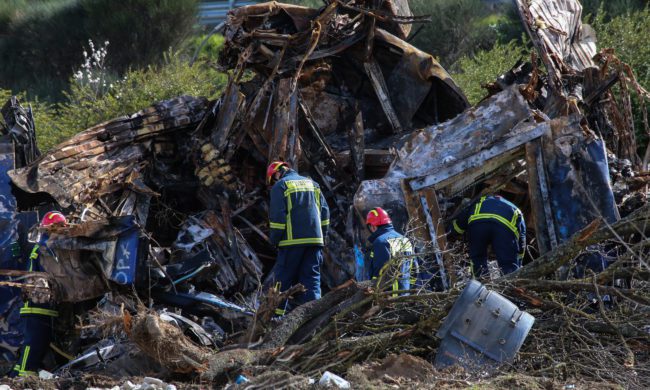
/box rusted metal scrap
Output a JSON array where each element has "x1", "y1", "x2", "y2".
[
  {"x1": 352, "y1": 0, "x2": 627, "y2": 286},
  {"x1": 192, "y1": 0, "x2": 468, "y2": 287}
]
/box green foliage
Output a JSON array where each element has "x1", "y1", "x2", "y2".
[
  {"x1": 0, "y1": 0, "x2": 199, "y2": 101},
  {"x1": 409, "y1": 0, "x2": 497, "y2": 67},
  {"x1": 2, "y1": 54, "x2": 226, "y2": 152},
  {"x1": 582, "y1": 0, "x2": 647, "y2": 19},
  {"x1": 451, "y1": 40, "x2": 528, "y2": 105},
  {"x1": 188, "y1": 33, "x2": 226, "y2": 63},
  {"x1": 590, "y1": 6, "x2": 650, "y2": 153},
  {"x1": 80, "y1": 0, "x2": 199, "y2": 70},
  {"x1": 591, "y1": 7, "x2": 650, "y2": 88},
  {"x1": 37, "y1": 52, "x2": 226, "y2": 151},
  {"x1": 0, "y1": 0, "x2": 87, "y2": 99}
]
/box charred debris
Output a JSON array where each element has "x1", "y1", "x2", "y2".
[{"x1": 1, "y1": 0, "x2": 650, "y2": 388}]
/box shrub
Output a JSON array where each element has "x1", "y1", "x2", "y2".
[
  {"x1": 409, "y1": 0, "x2": 499, "y2": 67},
  {"x1": 582, "y1": 0, "x2": 647, "y2": 19},
  {"x1": 80, "y1": 0, "x2": 199, "y2": 71},
  {"x1": 451, "y1": 40, "x2": 528, "y2": 105},
  {"x1": 590, "y1": 7, "x2": 650, "y2": 155},
  {"x1": 0, "y1": 0, "x2": 199, "y2": 101},
  {"x1": 42, "y1": 51, "x2": 226, "y2": 151}
]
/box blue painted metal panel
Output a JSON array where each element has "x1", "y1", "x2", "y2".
[
  {"x1": 110, "y1": 216, "x2": 140, "y2": 285},
  {"x1": 0, "y1": 138, "x2": 22, "y2": 367},
  {"x1": 547, "y1": 138, "x2": 619, "y2": 241}
]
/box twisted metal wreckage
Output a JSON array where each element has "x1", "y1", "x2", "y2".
[{"x1": 1, "y1": 0, "x2": 650, "y2": 386}]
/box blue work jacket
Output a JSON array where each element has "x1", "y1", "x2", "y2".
[
  {"x1": 269, "y1": 169, "x2": 330, "y2": 247},
  {"x1": 20, "y1": 237, "x2": 58, "y2": 317},
  {"x1": 451, "y1": 195, "x2": 526, "y2": 257},
  {"x1": 367, "y1": 224, "x2": 414, "y2": 290}
]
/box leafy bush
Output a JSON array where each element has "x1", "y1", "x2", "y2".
[
  {"x1": 591, "y1": 6, "x2": 650, "y2": 154},
  {"x1": 43, "y1": 51, "x2": 226, "y2": 151},
  {"x1": 582, "y1": 0, "x2": 647, "y2": 19},
  {"x1": 80, "y1": 0, "x2": 199, "y2": 71},
  {"x1": 0, "y1": 0, "x2": 199, "y2": 101},
  {"x1": 409, "y1": 0, "x2": 503, "y2": 67},
  {"x1": 188, "y1": 33, "x2": 226, "y2": 63},
  {"x1": 451, "y1": 40, "x2": 528, "y2": 105},
  {"x1": 592, "y1": 7, "x2": 650, "y2": 88},
  {"x1": 3, "y1": 51, "x2": 227, "y2": 151}
]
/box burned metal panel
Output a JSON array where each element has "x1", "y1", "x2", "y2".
[
  {"x1": 8, "y1": 96, "x2": 207, "y2": 210},
  {"x1": 537, "y1": 116, "x2": 619, "y2": 246},
  {"x1": 525, "y1": 139, "x2": 558, "y2": 254},
  {"x1": 354, "y1": 178, "x2": 408, "y2": 232},
  {"x1": 378, "y1": 0, "x2": 413, "y2": 40},
  {"x1": 364, "y1": 57, "x2": 403, "y2": 133},
  {"x1": 409, "y1": 121, "x2": 550, "y2": 191},
  {"x1": 400, "y1": 182, "x2": 451, "y2": 289},
  {"x1": 0, "y1": 138, "x2": 22, "y2": 362},
  {"x1": 387, "y1": 86, "x2": 532, "y2": 180},
  {"x1": 374, "y1": 28, "x2": 469, "y2": 128}
]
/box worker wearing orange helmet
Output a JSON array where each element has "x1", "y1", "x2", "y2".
[
  {"x1": 11, "y1": 211, "x2": 66, "y2": 377},
  {"x1": 266, "y1": 161, "x2": 330, "y2": 315},
  {"x1": 365, "y1": 207, "x2": 414, "y2": 294}
]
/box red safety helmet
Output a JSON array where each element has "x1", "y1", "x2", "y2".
[
  {"x1": 366, "y1": 207, "x2": 391, "y2": 226},
  {"x1": 266, "y1": 161, "x2": 289, "y2": 184},
  {"x1": 41, "y1": 211, "x2": 67, "y2": 227}
]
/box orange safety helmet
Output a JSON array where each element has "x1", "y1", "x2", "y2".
[
  {"x1": 266, "y1": 161, "x2": 289, "y2": 184},
  {"x1": 366, "y1": 207, "x2": 391, "y2": 226},
  {"x1": 41, "y1": 211, "x2": 67, "y2": 227}
]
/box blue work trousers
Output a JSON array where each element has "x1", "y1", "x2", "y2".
[
  {"x1": 468, "y1": 221, "x2": 520, "y2": 277},
  {"x1": 11, "y1": 315, "x2": 54, "y2": 377},
  {"x1": 269, "y1": 246, "x2": 323, "y2": 314}
]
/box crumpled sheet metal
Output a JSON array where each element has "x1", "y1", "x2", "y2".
[
  {"x1": 220, "y1": 2, "x2": 468, "y2": 138},
  {"x1": 515, "y1": 0, "x2": 597, "y2": 96},
  {"x1": 172, "y1": 212, "x2": 264, "y2": 296},
  {"x1": 529, "y1": 115, "x2": 620, "y2": 252},
  {"x1": 0, "y1": 141, "x2": 22, "y2": 362},
  {"x1": 354, "y1": 87, "x2": 543, "y2": 228},
  {"x1": 374, "y1": 28, "x2": 468, "y2": 129},
  {"x1": 8, "y1": 96, "x2": 207, "y2": 209},
  {"x1": 205, "y1": 1, "x2": 469, "y2": 287},
  {"x1": 387, "y1": 85, "x2": 532, "y2": 180}
]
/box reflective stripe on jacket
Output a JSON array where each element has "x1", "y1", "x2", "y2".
[
  {"x1": 269, "y1": 170, "x2": 330, "y2": 247},
  {"x1": 451, "y1": 195, "x2": 526, "y2": 257},
  {"x1": 367, "y1": 224, "x2": 414, "y2": 292},
  {"x1": 20, "y1": 243, "x2": 58, "y2": 317}
]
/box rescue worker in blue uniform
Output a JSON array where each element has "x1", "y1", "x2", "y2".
[
  {"x1": 11, "y1": 211, "x2": 66, "y2": 377},
  {"x1": 266, "y1": 161, "x2": 329, "y2": 315},
  {"x1": 449, "y1": 195, "x2": 525, "y2": 277},
  {"x1": 365, "y1": 207, "x2": 415, "y2": 294}
]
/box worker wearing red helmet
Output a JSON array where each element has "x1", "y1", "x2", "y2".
[
  {"x1": 266, "y1": 161, "x2": 330, "y2": 315},
  {"x1": 365, "y1": 207, "x2": 414, "y2": 294},
  {"x1": 11, "y1": 211, "x2": 66, "y2": 377}
]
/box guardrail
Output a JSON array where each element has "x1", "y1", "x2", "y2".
[{"x1": 198, "y1": 1, "x2": 256, "y2": 25}]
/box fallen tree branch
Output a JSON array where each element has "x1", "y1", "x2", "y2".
[
  {"x1": 503, "y1": 203, "x2": 650, "y2": 280},
  {"x1": 260, "y1": 280, "x2": 364, "y2": 349},
  {"x1": 508, "y1": 279, "x2": 650, "y2": 306}
]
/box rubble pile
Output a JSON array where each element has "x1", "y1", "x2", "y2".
[{"x1": 1, "y1": 0, "x2": 650, "y2": 389}]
